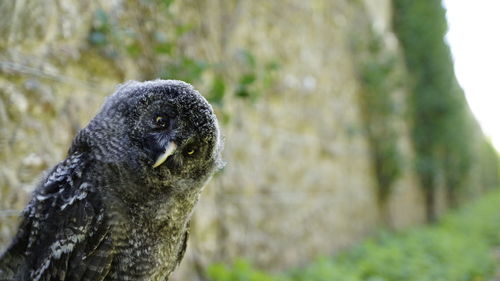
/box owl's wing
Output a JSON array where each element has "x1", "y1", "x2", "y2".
[
  {"x1": 0, "y1": 153, "x2": 115, "y2": 281},
  {"x1": 0, "y1": 215, "x2": 30, "y2": 280},
  {"x1": 29, "y1": 194, "x2": 114, "y2": 281}
]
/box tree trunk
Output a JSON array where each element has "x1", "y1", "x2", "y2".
[{"x1": 424, "y1": 187, "x2": 437, "y2": 223}]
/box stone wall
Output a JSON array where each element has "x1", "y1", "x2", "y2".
[
  {"x1": 0, "y1": 0, "x2": 488, "y2": 280},
  {"x1": 176, "y1": 2, "x2": 426, "y2": 278}
]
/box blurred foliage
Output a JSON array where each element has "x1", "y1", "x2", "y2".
[
  {"x1": 392, "y1": 0, "x2": 499, "y2": 221},
  {"x1": 479, "y1": 140, "x2": 500, "y2": 189},
  {"x1": 208, "y1": 189, "x2": 500, "y2": 281},
  {"x1": 352, "y1": 30, "x2": 403, "y2": 206},
  {"x1": 208, "y1": 259, "x2": 288, "y2": 281}
]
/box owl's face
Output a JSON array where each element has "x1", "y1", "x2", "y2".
[{"x1": 81, "y1": 80, "x2": 222, "y2": 193}]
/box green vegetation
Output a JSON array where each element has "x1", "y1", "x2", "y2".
[
  {"x1": 208, "y1": 190, "x2": 500, "y2": 281},
  {"x1": 353, "y1": 30, "x2": 403, "y2": 208},
  {"x1": 392, "y1": 0, "x2": 499, "y2": 221}
]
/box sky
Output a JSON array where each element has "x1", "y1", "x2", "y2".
[{"x1": 442, "y1": 0, "x2": 500, "y2": 151}]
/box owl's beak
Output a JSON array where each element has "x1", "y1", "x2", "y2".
[{"x1": 153, "y1": 142, "x2": 177, "y2": 168}]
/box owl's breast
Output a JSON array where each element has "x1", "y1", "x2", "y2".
[{"x1": 108, "y1": 200, "x2": 192, "y2": 280}]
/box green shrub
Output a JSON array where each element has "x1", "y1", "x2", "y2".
[{"x1": 208, "y1": 191, "x2": 500, "y2": 281}]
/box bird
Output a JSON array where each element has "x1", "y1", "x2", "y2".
[{"x1": 0, "y1": 79, "x2": 223, "y2": 281}]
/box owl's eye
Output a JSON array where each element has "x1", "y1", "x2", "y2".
[
  {"x1": 184, "y1": 147, "x2": 197, "y2": 156},
  {"x1": 155, "y1": 116, "x2": 169, "y2": 129}
]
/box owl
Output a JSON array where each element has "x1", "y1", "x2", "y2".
[{"x1": 0, "y1": 80, "x2": 223, "y2": 281}]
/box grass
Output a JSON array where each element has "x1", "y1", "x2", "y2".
[{"x1": 208, "y1": 189, "x2": 500, "y2": 281}]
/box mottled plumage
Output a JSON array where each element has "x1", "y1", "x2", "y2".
[{"x1": 0, "y1": 80, "x2": 223, "y2": 281}]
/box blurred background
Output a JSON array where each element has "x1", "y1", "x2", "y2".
[{"x1": 0, "y1": 0, "x2": 499, "y2": 280}]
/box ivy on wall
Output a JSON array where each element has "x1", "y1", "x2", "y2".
[{"x1": 352, "y1": 31, "x2": 403, "y2": 212}]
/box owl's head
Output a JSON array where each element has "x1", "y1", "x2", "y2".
[{"x1": 74, "y1": 80, "x2": 223, "y2": 192}]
